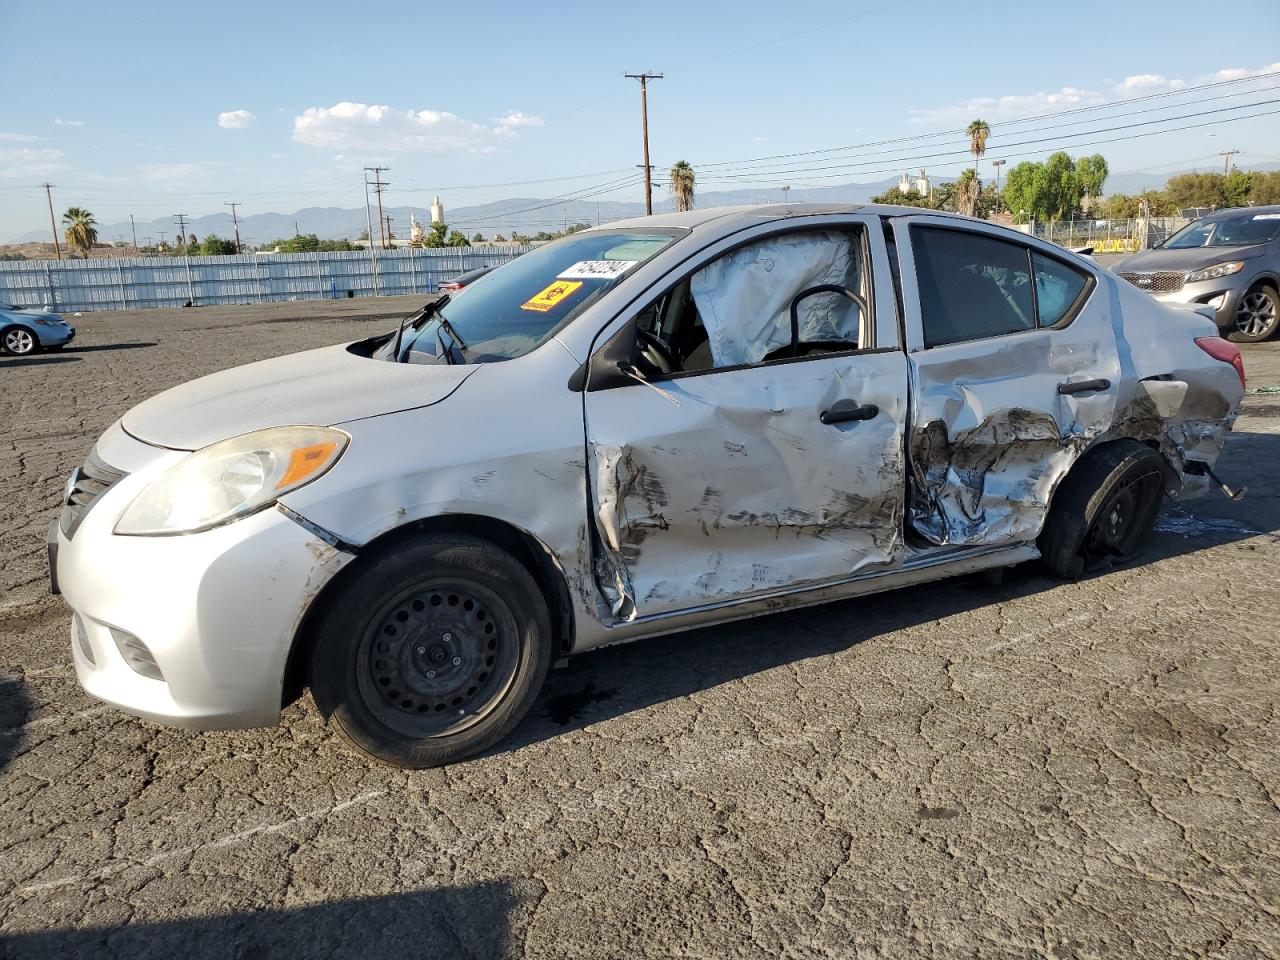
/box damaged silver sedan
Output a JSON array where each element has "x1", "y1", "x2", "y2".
[{"x1": 51, "y1": 204, "x2": 1246, "y2": 768}]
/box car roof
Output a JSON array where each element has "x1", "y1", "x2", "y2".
[
  {"x1": 1201, "y1": 204, "x2": 1280, "y2": 220},
  {"x1": 594, "y1": 202, "x2": 981, "y2": 234}
]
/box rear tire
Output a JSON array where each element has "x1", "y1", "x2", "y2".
[
  {"x1": 1227, "y1": 284, "x2": 1279, "y2": 343},
  {"x1": 310, "y1": 534, "x2": 552, "y2": 769},
  {"x1": 1038, "y1": 440, "x2": 1166, "y2": 580}
]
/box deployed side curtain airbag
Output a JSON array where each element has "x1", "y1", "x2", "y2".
[{"x1": 690, "y1": 230, "x2": 863, "y2": 368}]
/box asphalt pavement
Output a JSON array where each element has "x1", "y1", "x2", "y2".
[{"x1": 1, "y1": 296, "x2": 1277, "y2": 959}]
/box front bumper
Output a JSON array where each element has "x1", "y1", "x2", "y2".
[
  {"x1": 36, "y1": 323, "x2": 75, "y2": 347},
  {"x1": 55, "y1": 440, "x2": 353, "y2": 730},
  {"x1": 1153, "y1": 278, "x2": 1246, "y2": 331}
]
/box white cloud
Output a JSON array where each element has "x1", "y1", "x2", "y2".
[
  {"x1": 910, "y1": 60, "x2": 1280, "y2": 127},
  {"x1": 0, "y1": 132, "x2": 39, "y2": 143},
  {"x1": 0, "y1": 147, "x2": 65, "y2": 178},
  {"x1": 292, "y1": 101, "x2": 542, "y2": 154},
  {"x1": 217, "y1": 109, "x2": 255, "y2": 130},
  {"x1": 54, "y1": 118, "x2": 85, "y2": 127}
]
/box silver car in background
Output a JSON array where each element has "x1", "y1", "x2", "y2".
[
  {"x1": 1113, "y1": 206, "x2": 1280, "y2": 342},
  {"x1": 51, "y1": 204, "x2": 1246, "y2": 769}
]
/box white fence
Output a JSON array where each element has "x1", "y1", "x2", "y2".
[{"x1": 0, "y1": 245, "x2": 532, "y2": 313}]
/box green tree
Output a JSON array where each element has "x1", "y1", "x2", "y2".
[
  {"x1": 1165, "y1": 172, "x2": 1227, "y2": 211},
  {"x1": 669, "y1": 160, "x2": 696, "y2": 212},
  {"x1": 198, "y1": 234, "x2": 238, "y2": 256},
  {"x1": 271, "y1": 233, "x2": 321, "y2": 253},
  {"x1": 446, "y1": 230, "x2": 471, "y2": 247},
  {"x1": 1224, "y1": 169, "x2": 1254, "y2": 207},
  {"x1": 494, "y1": 233, "x2": 506, "y2": 242},
  {"x1": 1074, "y1": 154, "x2": 1109, "y2": 211},
  {"x1": 1002, "y1": 161, "x2": 1047, "y2": 223},
  {"x1": 1250, "y1": 171, "x2": 1280, "y2": 205},
  {"x1": 966, "y1": 119, "x2": 990, "y2": 177},
  {"x1": 1042, "y1": 151, "x2": 1083, "y2": 221},
  {"x1": 423, "y1": 222, "x2": 449, "y2": 247},
  {"x1": 953, "y1": 168, "x2": 980, "y2": 217},
  {"x1": 870, "y1": 186, "x2": 941, "y2": 210},
  {"x1": 471, "y1": 232, "x2": 485, "y2": 243},
  {"x1": 61, "y1": 207, "x2": 99, "y2": 256}
]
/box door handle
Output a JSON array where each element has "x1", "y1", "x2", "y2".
[
  {"x1": 1057, "y1": 378, "x2": 1111, "y2": 395},
  {"x1": 820, "y1": 401, "x2": 879, "y2": 425}
]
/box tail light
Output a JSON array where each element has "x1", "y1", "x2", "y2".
[{"x1": 1195, "y1": 336, "x2": 1246, "y2": 389}]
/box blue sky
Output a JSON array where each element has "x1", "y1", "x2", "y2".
[{"x1": 4, "y1": 0, "x2": 1280, "y2": 240}]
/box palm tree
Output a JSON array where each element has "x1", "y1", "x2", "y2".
[
  {"x1": 954, "y1": 169, "x2": 980, "y2": 217},
  {"x1": 966, "y1": 119, "x2": 990, "y2": 177},
  {"x1": 669, "y1": 160, "x2": 696, "y2": 212},
  {"x1": 61, "y1": 207, "x2": 98, "y2": 257}
]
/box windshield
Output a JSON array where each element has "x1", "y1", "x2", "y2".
[
  {"x1": 389, "y1": 228, "x2": 684, "y2": 364},
  {"x1": 1164, "y1": 212, "x2": 1280, "y2": 249}
]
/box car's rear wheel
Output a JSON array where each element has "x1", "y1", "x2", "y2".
[
  {"x1": 310, "y1": 534, "x2": 552, "y2": 769},
  {"x1": 1228, "y1": 284, "x2": 1279, "y2": 343},
  {"x1": 2, "y1": 326, "x2": 38, "y2": 356},
  {"x1": 1038, "y1": 440, "x2": 1166, "y2": 579}
]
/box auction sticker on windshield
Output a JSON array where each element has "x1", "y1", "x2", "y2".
[
  {"x1": 557, "y1": 260, "x2": 638, "y2": 281},
  {"x1": 521, "y1": 279, "x2": 583, "y2": 313}
]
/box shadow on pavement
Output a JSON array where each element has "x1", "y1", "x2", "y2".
[
  {"x1": 0, "y1": 670, "x2": 32, "y2": 774},
  {"x1": 0, "y1": 355, "x2": 81, "y2": 368},
  {"x1": 62, "y1": 341, "x2": 156, "y2": 353},
  {"x1": 0, "y1": 884, "x2": 517, "y2": 960},
  {"x1": 510, "y1": 429, "x2": 1280, "y2": 746}
]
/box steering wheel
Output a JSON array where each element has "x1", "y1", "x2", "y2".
[{"x1": 636, "y1": 328, "x2": 680, "y2": 376}]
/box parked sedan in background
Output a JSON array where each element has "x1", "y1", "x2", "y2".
[
  {"x1": 0, "y1": 302, "x2": 75, "y2": 355},
  {"x1": 1113, "y1": 206, "x2": 1280, "y2": 342},
  {"x1": 53, "y1": 204, "x2": 1245, "y2": 769},
  {"x1": 437, "y1": 265, "x2": 494, "y2": 293}
]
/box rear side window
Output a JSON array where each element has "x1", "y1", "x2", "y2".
[
  {"x1": 1032, "y1": 252, "x2": 1090, "y2": 327},
  {"x1": 912, "y1": 228, "x2": 1035, "y2": 347}
]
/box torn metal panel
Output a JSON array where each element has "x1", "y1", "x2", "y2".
[
  {"x1": 690, "y1": 230, "x2": 866, "y2": 367},
  {"x1": 906, "y1": 326, "x2": 1120, "y2": 546},
  {"x1": 585, "y1": 350, "x2": 909, "y2": 620}
]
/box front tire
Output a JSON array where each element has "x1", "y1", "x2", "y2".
[
  {"x1": 1227, "y1": 284, "x2": 1279, "y2": 343},
  {"x1": 1038, "y1": 440, "x2": 1166, "y2": 580},
  {"x1": 310, "y1": 535, "x2": 552, "y2": 769},
  {"x1": 2, "y1": 326, "x2": 38, "y2": 356}
]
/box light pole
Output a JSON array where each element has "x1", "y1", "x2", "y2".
[
  {"x1": 781, "y1": 185, "x2": 790, "y2": 204},
  {"x1": 990, "y1": 159, "x2": 1006, "y2": 216}
]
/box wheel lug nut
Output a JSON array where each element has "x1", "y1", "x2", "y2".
[
  {"x1": 416, "y1": 646, "x2": 426, "y2": 655},
  {"x1": 451, "y1": 656, "x2": 461, "y2": 665},
  {"x1": 426, "y1": 670, "x2": 436, "y2": 679},
  {"x1": 443, "y1": 632, "x2": 452, "y2": 642}
]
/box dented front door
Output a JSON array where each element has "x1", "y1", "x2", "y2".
[
  {"x1": 893, "y1": 216, "x2": 1121, "y2": 546},
  {"x1": 585, "y1": 351, "x2": 909, "y2": 618}
]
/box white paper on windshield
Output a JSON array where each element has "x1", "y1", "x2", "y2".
[
  {"x1": 1253, "y1": 214, "x2": 1280, "y2": 220},
  {"x1": 557, "y1": 260, "x2": 638, "y2": 281}
]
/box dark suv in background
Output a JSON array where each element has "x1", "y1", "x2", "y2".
[{"x1": 1112, "y1": 206, "x2": 1280, "y2": 342}]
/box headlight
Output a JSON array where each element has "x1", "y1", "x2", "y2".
[
  {"x1": 34, "y1": 317, "x2": 59, "y2": 327},
  {"x1": 115, "y1": 426, "x2": 348, "y2": 536},
  {"x1": 1186, "y1": 261, "x2": 1245, "y2": 284}
]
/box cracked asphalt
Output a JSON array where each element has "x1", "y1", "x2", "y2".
[{"x1": 1, "y1": 297, "x2": 1278, "y2": 959}]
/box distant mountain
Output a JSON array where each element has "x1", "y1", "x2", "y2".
[{"x1": 12, "y1": 163, "x2": 1278, "y2": 245}]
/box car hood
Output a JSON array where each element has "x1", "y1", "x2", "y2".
[
  {"x1": 123, "y1": 341, "x2": 477, "y2": 450},
  {"x1": 1113, "y1": 243, "x2": 1270, "y2": 273}
]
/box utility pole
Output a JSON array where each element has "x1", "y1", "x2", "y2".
[
  {"x1": 365, "y1": 166, "x2": 390, "y2": 248},
  {"x1": 990, "y1": 159, "x2": 1006, "y2": 215},
  {"x1": 1220, "y1": 149, "x2": 1241, "y2": 174},
  {"x1": 129, "y1": 214, "x2": 139, "y2": 255},
  {"x1": 41, "y1": 183, "x2": 62, "y2": 259},
  {"x1": 173, "y1": 213, "x2": 188, "y2": 249},
  {"x1": 158, "y1": 231, "x2": 167, "y2": 250},
  {"x1": 225, "y1": 202, "x2": 242, "y2": 253},
  {"x1": 363, "y1": 175, "x2": 377, "y2": 247},
  {"x1": 384, "y1": 214, "x2": 394, "y2": 245},
  {"x1": 624, "y1": 72, "x2": 662, "y2": 215}
]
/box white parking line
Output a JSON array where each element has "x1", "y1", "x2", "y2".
[
  {"x1": 16, "y1": 790, "x2": 386, "y2": 895},
  {"x1": 0, "y1": 705, "x2": 112, "y2": 738}
]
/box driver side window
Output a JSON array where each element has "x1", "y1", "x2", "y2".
[{"x1": 633, "y1": 228, "x2": 869, "y2": 378}]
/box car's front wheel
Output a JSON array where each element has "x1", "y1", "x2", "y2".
[
  {"x1": 1228, "y1": 284, "x2": 1279, "y2": 343},
  {"x1": 2, "y1": 326, "x2": 38, "y2": 356},
  {"x1": 310, "y1": 534, "x2": 552, "y2": 768},
  {"x1": 1038, "y1": 440, "x2": 1166, "y2": 579}
]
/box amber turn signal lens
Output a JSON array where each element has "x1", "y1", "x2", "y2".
[{"x1": 277, "y1": 441, "x2": 340, "y2": 489}]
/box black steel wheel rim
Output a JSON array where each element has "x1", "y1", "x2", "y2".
[
  {"x1": 1081, "y1": 468, "x2": 1162, "y2": 566},
  {"x1": 1235, "y1": 291, "x2": 1277, "y2": 338},
  {"x1": 354, "y1": 578, "x2": 521, "y2": 739}
]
